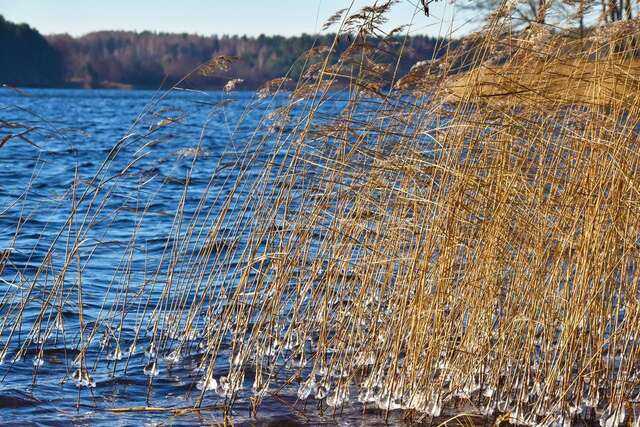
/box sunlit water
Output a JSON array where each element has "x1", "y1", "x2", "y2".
[{"x1": 0, "y1": 88, "x2": 428, "y2": 426}]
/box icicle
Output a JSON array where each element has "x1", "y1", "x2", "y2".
[
  {"x1": 583, "y1": 388, "x2": 600, "y2": 408},
  {"x1": 252, "y1": 377, "x2": 268, "y2": 397},
  {"x1": 289, "y1": 354, "x2": 305, "y2": 368},
  {"x1": 107, "y1": 345, "x2": 123, "y2": 361},
  {"x1": 72, "y1": 368, "x2": 96, "y2": 388},
  {"x1": 196, "y1": 375, "x2": 218, "y2": 392},
  {"x1": 428, "y1": 395, "x2": 442, "y2": 417},
  {"x1": 358, "y1": 388, "x2": 378, "y2": 404},
  {"x1": 144, "y1": 360, "x2": 159, "y2": 377},
  {"x1": 297, "y1": 378, "x2": 316, "y2": 400},
  {"x1": 600, "y1": 405, "x2": 626, "y2": 427},
  {"x1": 326, "y1": 385, "x2": 350, "y2": 407},
  {"x1": 315, "y1": 382, "x2": 329, "y2": 400},
  {"x1": 164, "y1": 349, "x2": 181, "y2": 364},
  {"x1": 330, "y1": 365, "x2": 348, "y2": 379},
  {"x1": 316, "y1": 365, "x2": 328, "y2": 377},
  {"x1": 481, "y1": 400, "x2": 496, "y2": 416},
  {"x1": 376, "y1": 393, "x2": 402, "y2": 411},
  {"x1": 232, "y1": 352, "x2": 243, "y2": 367},
  {"x1": 216, "y1": 376, "x2": 234, "y2": 398},
  {"x1": 483, "y1": 386, "x2": 495, "y2": 398},
  {"x1": 145, "y1": 342, "x2": 156, "y2": 358}
]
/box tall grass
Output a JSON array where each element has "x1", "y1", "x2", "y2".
[{"x1": 3, "y1": 1, "x2": 640, "y2": 425}]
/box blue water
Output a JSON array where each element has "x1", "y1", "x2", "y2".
[{"x1": 0, "y1": 88, "x2": 410, "y2": 426}]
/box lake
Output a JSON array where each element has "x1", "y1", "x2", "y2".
[{"x1": 0, "y1": 88, "x2": 382, "y2": 426}]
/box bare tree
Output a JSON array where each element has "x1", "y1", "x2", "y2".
[
  {"x1": 457, "y1": 0, "x2": 634, "y2": 31},
  {"x1": 455, "y1": 0, "x2": 556, "y2": 25}
]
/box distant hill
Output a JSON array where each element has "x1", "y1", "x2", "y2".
[
  {"x1": 0, "y1": 15, "x2": 64, "y2": 87},
  {"x1": 0, "y1": 15, "x2": 447, "y2": 90},
  {"x1": 47, "y1": 31, "x2": 447, "y2": 90}
]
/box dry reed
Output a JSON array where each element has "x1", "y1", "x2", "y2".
[{"x1": 3, "y1": 1, "x2": 640, "y2": 425}]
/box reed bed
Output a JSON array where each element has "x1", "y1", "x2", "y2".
[{"x1": 3, "y1": 1, "x2": 640, "y2": 425}]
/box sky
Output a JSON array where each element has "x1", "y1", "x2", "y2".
[{"x1": 0, "y1": 0, "x2": 472, "y2": 38}]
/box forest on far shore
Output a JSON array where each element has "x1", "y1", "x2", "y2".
[{"x1": 0, "y1": 15, "x2": 446, "y2": 90}]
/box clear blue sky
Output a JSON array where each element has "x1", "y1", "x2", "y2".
[{"x1": 0, "y1": 0, "x2": 471, "y2": 37}]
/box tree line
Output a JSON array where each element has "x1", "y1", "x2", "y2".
[
  {"x1": 0, "y1": 15, "x2": 446, "y2": 90},
  {"x1": 0, "y1": 15, "x2": 64, "y2": 87}
]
